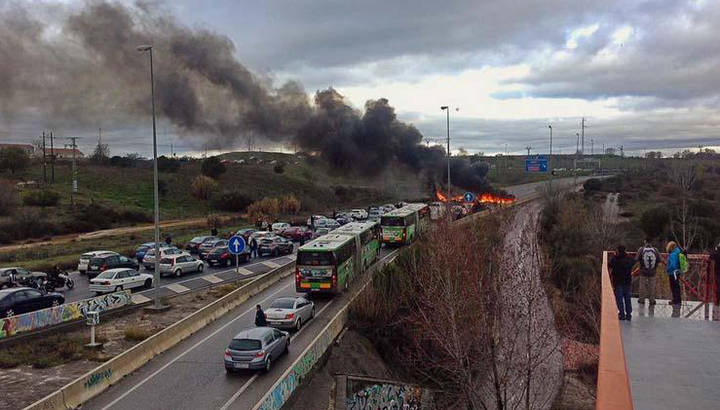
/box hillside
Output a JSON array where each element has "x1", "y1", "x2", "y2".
[{"x1": 0, "y1": 151, "x2": 428, "y2": 244}]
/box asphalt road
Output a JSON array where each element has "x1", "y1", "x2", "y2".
[
  {"x1": 77, "y1": 177, "x2": 587, "y2": 410},
  {"x1": 61, "y1": 250, "x2": 297, "y2": 304}
]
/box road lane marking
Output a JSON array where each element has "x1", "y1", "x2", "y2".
[
  {"x1": 131, "y1": 294, "x2": 152, "y2": 304},
  {"x1": 218, "y1": 375, "x2": 259, "y2": 410},
  {"x1": 99, "y1": 280, "x2": 294, "y2": 410},
  {"x1": 261, "y1": 261, "x2": 280, "y2": 268},
  {"x1": 165, "y1": 283, "x2": 190, "y2": 294},
  {"x1": 202, "y1": 274, "x2": 223, "y2": 284},
  {"x1": 236, "y1": 268, "x2": 254, "y2": 276},
  {"x1": 217, "y1": 299, "x2": 335, "y2": 410}
]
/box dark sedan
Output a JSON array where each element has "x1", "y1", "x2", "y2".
[
  {"x1": 186, "y1": 236, "x2": 219, "y2": 254},
  {"x1": 258, "y1": 237, "x2": 294, "y2": 257},
  {"x1": 206, "y1": 246, "x2": 249, "y2": 267},
  {"x1": 199, "y1": 239, "x2": 228, "y2": 260},
  {"x1": 0, "y1": 287, "x2": 65, "y2": 317}
]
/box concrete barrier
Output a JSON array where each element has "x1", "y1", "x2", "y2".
[
  {"x1": 23, "y1": 261, "x2": 295, "y2": 410},
  {"x1": 0, "y1": 290, "x2": 131, "y2": 340}
]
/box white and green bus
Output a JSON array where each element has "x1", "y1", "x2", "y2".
[
  {"x1": 334, "y1": 221, "x2": 381, "y2": 272},
  {"x1": 295, "y1": 234, "x2": 360, "y2": 294},
  {"x1": 380, "y1": 203, "x2": 430, "y2": 245}
]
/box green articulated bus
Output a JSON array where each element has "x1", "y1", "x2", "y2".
[
  {"x1": 334, "y1": 220, "x2": 381, "y2": 272},
  {"x1": 295, "y1": 233, "x2": 361, "y2": 294},
  {"x1": 380, "y1": 203, "x2": 430, "y2": 245}
]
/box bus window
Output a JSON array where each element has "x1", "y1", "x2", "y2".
[
  {"x1": 297, "y1": 252, "x2": 334, "y2": 266},
  {"x1": 381, "y1": 216, "x2": 405, "y2": 227}
]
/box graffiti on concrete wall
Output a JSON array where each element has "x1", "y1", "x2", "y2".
[
  {"x1": 346, "y1": 383, "x2": 423, "y2": 410},
  {"x1": 256, "y1": 313, "x2": 342, "y2": 410},
  {"x1": 0, "y1": 290, "x2": 131, "y2": 339},
  {"x1": 84, "y1": 368, "x2": 112, "y2": 389}
]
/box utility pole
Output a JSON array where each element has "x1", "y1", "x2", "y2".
[
  {"x1": 581, "y1": 117, "x2": 586, "y2": 155},
  {"x1": 548, "y1": 125, "x2": 553, "y2": 187},
  {"x1": 576, "y1": 132, "x2": 580, "y2": 155},
  {"x1": 441, "y1": 106, "x2": 451, "y2": 203},
  {"x1": 526, "y1": 146, "x2": 532, "y2": 156},
  {"x1": 50, "y1": 131, "x2": 55, "y2": 183},
  {"x1": 42, "y1": 132, "x2": 47, "y2": 184},
  {"x1": 591, "y1": 139, "x2": 594, "y2": 156},
  {"x1": 66, "y1": 137, "x2": 80, "y2": 205}
]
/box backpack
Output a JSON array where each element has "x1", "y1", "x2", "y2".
[
  {"x1": 640, "y1": 247, "x2": 658, "y2": 271},
  {"x1": 678, "y1": 252, "x2": 690, "y2": 274}
]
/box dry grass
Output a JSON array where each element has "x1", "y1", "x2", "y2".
[
  {"x1": 0, "y1": 334, "x2": 107, "y2": 369},
  {"x1": 210, "y1": 283, "x2": 238, "y2": 298},
  {"x1": 124, "y1": 326, "x2": 155, "y2": 341}
]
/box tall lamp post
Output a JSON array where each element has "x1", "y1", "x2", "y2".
[
  {"x1": 548, "y1": 124, "x2": 553, "y2": 187},
  {"x1": 137, "y1": 44, "x2": 163, "y2": 309},
  {"x1": 440, "y1": 106, "x2": 451, "y2": 203}
]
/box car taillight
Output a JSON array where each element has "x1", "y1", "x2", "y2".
[
  {"x1": 171, "y1": 259, "x2": 175, "y2": 266},
  {"x1": 224, "y1": 349, "x2": 232, "y2": 361},
  {"x1": 402, "y1": 230, "x2": 406, "y2": 240},
  {"x1": 331, "y1": 268, "x2": 337, "y2": 288},
  {"x1": 100, "y1": 264, "x2": 106, "y2": 272},
  {"x1": 101, "y1": 281, "x2": 111, "y2": 285},
  {"x1": 254, "y1": 350, "x2": 265, "y2": 358},
  {"x1": 295, "y1": 267, "x2": 300, "y2": 287},
  {"x1": 285, "y1": 313, "x2": 294, "y2": 319}
]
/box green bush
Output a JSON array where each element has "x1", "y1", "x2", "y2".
[
  {"x1": 157, "y1": 156, "x2": 181, "y2": 173},
  {"x1": 210, "y1": 190, "x2": 252, "y2": 212},
  {"x1": 0, "y1": 180, "x2": 18, "y2": 216},
  {"x1": 23, "y1": 189, "x2": 60, "y2": 207},
  {"x1": 273, "y1": 163, "x2": 285, "y2": 174},
  {"x1": 639, "y1": 206, "x2": 671, "y2": 240},
  {"x1": 583, "y1": 178, "x2": 602, "y2": 192}
]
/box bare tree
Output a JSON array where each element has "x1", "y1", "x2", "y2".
[{"x1": 670, "y1": 165, "x2": 698, "y2": 250}]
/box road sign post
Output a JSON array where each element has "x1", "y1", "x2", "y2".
[{"x1": 227, "y1": 235, "x2": 246, "y2": 274}]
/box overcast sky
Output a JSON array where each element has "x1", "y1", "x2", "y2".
[{"x1": 3, "y1": 0, "x2": 720, "y2": 157}]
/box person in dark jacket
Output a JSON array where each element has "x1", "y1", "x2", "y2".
[
  {"x1": 211, "y1": 227, "x2": 218, "y2": 236},
  {"x1": 609, "y1": 245, "x2": 635, "y2": 321},
  {"x1": 250, "y1": 237, "x2": 258, "y2": 259},
  {"x1": 711, "y1": 243, "x2": 720, "y2": 304},
  {"x1": 255, "y1": 305, "x2": 267, "y2": 327}
]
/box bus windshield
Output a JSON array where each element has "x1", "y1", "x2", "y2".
[
  {"x1": 381, "y1": 216, "x2": 405, "y2": 227},
  {"x1": 297, "y1": 251, "x2": 334, "y2": 266}
]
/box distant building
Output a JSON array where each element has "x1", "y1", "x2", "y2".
[
  {"x1": 49, "y1": 148, "x2": 84, "y2": 159},
  {"x1": 605, "y1": 148, "x2": 617, "y2": 156},
  {"x1": 0, "y1": 143, "x2": 35, "y2": 155}
]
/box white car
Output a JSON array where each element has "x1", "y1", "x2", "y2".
[
  {"x1": 143, "y1": 247, "x2": 188, "y2": 270},
  {"x1": 158, "y1": 255, "x2": 205, "y2": 277},
  {"x1": 89, "y1": 268, "x2": 153, "y2": 294},
  {"x1": 350, "y1": 209, "x2": 368, "y2": 220},
  {"x1": 271, "y1": 222, "x2": 291, "y2": 233},
  {"x1": 78, "y1": 251, "x2": 118, "y2": 275},
  {"x1": 306, "y1": 215, "x2": 327, "y2": 226},
  {"x1": 250, "y1": 231, "x2": 275, "y2": 242}
]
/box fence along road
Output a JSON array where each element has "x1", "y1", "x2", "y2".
[{"x1": 78, "y1": 177, "x2": 588, "y2": 410}]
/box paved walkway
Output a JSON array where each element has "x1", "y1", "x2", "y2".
[{"x1": 621, "y1": 298, "x2": 720, "y2": 410}]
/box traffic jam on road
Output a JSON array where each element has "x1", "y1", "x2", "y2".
[{"x1": 0, "y1": 196, "x2": 516, "y2": 323}]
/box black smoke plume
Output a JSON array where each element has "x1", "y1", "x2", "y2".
[{"x1": 0, "y1": 1, "x2": 492, "y2": 192}]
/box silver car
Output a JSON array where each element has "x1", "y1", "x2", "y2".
[
  {"x1": 143, "y1": 247, "x2": 187, "y2": 270},
  {"x1": 265, "y1": 297, "x2": 315, "y2": 330},
  {"x1": 0, "y1": 267, "x2": 47, "y2": 289},
  {"x1": 158, "y1": 255, "x2": 205, "y2": 277},
  {"x1": 224, "y1": 327, "x2": 290, "y2": 373}
]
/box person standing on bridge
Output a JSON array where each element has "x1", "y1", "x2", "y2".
[
  {"x1": 637, "y1": 239, "x2": 660, "y2": 305},
  {"x1": 710, "y1": 243, "x2": 720, "y2": 304},
  {"x1": 665, "y1": 241, "x2": 682, "y2": 306},
  {"x1": 610, "y1": 245, "x2": 635, "y2": 321},
  {"x1": 250, "y1": 237, "x2": 258, "y2": 259},
  {"x1": 255, "y1": 304, "x2": 267, "y2": 327}
]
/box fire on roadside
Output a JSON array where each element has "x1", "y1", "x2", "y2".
[{"x1": 435, "y1": 190, "x2": 516, "y2": 205}]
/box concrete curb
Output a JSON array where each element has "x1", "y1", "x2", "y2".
[{"x1": 23, "y1": 261, "x2": 295, "y2": 410}]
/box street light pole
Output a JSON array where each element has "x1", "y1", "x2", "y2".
[
  {"x1": 441, "y1": 106, "x2": 450, "y2": 203},
  {"x1": 138, "y1": 44, "x2": 162, "y2": 309},
  {"x1": 548, "y1": 124, "x2": 553, "y2": 187}
]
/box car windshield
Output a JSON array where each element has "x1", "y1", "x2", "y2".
[
  {"x1": 260, "y1": 239, "x2": 274, "y2": 244},
  {"x1": 381, "y1": 216, "x2": 405, "y2": 227},
  {"x1": 81, "y1": 253, "x2": 94, "y2": 259},
  {"x1": 190, "y1": 237, "x2": 205, "y2": 243},
  {"x1": 297, "y1": 251, "x2": 333, "y2": 266},
  {"x1": 270, "y1": 298, "x2": 296, "y2": 309},
  {"x1": 95, "y1": 271, "x2": 116, "y2": 279},
  {"x1": 137, "y1": 246, "x2": 149, "y2": 252},
  {"x1": 229, "y1": 338, "x2": 262, "y2": 351}
]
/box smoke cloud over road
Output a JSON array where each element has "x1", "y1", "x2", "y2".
[{"x1": 0, "y1": 1, "x2": 492, "y2": 192}]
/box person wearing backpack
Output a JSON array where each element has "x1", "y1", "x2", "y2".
[
  {"x1": 610, "y1": 245, "x2": 635, "y2": 321},
  {"x1": 637, "y1": 240, "x2": 660, "y2": 305},
  {"x1": 711, "y1": 243, "x2": 720, "y2": 304},
  {"x1": 665, "y1": 241, "x2": 683, "y2": 305}
]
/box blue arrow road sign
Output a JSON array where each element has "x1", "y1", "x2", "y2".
[
  {"x1": 228, "y1": 235, "x2": 246, "y2": 255},
  {"x1": 463, "y1": 192, "x2": 475, "y2": 203}
]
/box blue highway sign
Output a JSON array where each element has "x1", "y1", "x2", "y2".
[
  {"x1": 228, "y1": 235, "x2": 246, "y2": 255},
  {"x1": 463, "y1": 192, "x2": 476, "y2": 203},
  {"x1": 525, "y1": 156, "x2": 548, "y2": 173}
]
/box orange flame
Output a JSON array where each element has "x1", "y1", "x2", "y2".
[{"x1": 435, "y1": 190, "x2": 516, "y2": 205}]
